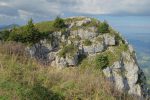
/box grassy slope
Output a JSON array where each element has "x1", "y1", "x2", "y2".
[
  {"x1": 35, "y1": 21, "x2": 54, "y2": 33},
  {"x1": 0, "y1": 42, "x2": 136, "y2": 100},
  {"x1": 0, "y1": 43, "x2": 117, "y2": 100},
  {"x1": 0, "y1": 18, "x2": 138, "y2": 100}
]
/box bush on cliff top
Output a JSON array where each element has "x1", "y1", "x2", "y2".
[
  {"x1": 53, "y1": 16, "x2": 66, "y2": 29},
  {"x1": 98, "y1": 21, "x2": 109, "y2": 33},
  {"x1": 8, "y1": 19, "x2": 49, "y2": 46}
]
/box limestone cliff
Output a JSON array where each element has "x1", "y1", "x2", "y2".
[{"x1": 27, "y1": 16, "x2": 149, "y2": 99}]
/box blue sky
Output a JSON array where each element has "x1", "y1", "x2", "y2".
[{"x1": 97, "y1": 16, "x2": 150, "y2": 34}]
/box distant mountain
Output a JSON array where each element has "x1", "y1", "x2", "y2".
[{"x1": 0, "y1": 24, "x2": 19, "y2": 31}]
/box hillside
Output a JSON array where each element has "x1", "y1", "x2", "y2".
[
  {"x1": 0, "y1": 24, "x2": 19, "y2": 31},
  {"x1": 0, "y1": 16, "x2": 149, "y2": 100}
]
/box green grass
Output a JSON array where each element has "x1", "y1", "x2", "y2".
[
  {"x1": 0, "y1": 17, "x2": 139, "y2": 100},
  {"x1": 100, "y1": 44, "x2": 128, "y2": 66},
  {"x1": 82, "y1": 18, "x2": 98, "y2": 28},
  {"x1": 35, "y1": 21, "x2": 55, "y2": 33},
  {"x1": 58, "y1": 44, "x2": 78, "y2": 58},
  {"x1": 0, "y1": 53, "x2": 114, "y2": 100},
  {"x1": 83, "y1": 39, "x2": 92, "y2": 46},
  {"x1": 68, "y1": 35, "x2": 81, "y2": 42},
  {"x1": 0, "y1": 42, "x2": 137, "y2": 100}
]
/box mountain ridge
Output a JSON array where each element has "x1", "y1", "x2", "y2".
[
  {"x1": 0, "y1": 24, "x2": 19, "y2": 31},
  {"x1": 26, "y1": 16, "x2": 149, "y2": 99},
  {"x1": 0, "y1": 16, "x2": 149, "y2": 99}
]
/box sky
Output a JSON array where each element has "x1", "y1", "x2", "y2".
[
  {"x1": 97, "y1": 16, "x2": 150, "y2": 34},
  {"x1": 0, "y1": 0, "x2": 150, "y2": 25}
]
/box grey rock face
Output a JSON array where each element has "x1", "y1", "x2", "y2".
[
  {"x1": 67, "y1": 17, "x2": 91, "y2": 28},
  {"x1": 48, "y1": 52, "x2": 57, "y2": 62},
  {"x1": 26, "y1": 39, "x2": 59, "y2": 61},
  {"x1": 103, "y1": 51, "x2": 149, "y2": 98},
  {"x1": 70, "y1": 29, "x2": 97, "y2": 39},
  {"x1": 83, "y1": 42, "x2": 104, "y2": 54},
  {"x1": 128, "y1": 44, "x2": 134, "y2": 53},
  {"x1": 54, "y1": 53, "x2": 79, "y2": 68},
  {"x1": 76, "y1": 18, "x2": 91, "y2": 26},
  {"x1": 94, "y1": 42, "x2": 105, "y2": 53},
  {"x1": 55, "y1": 56, "x2": 68, "y2": 68},
  {"x1": 103, "y1": 61, "x2": 129, "y2": 92},
  {"x1": 103, "y1": 34, "x2": 116, "y2": 46},
  {"x1": 40, "y1": 39, "x2": 53, "y2": 51},
  {"x1": 27, "y1": 43, "x2": 50, "y2": 59},
  {"x1": 66, "y1": 54, "x2": 78, "y2": 66}
]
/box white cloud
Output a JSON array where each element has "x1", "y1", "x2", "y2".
[{"x1": 0, "y1": 0, "x2": 150, "y2": 25}]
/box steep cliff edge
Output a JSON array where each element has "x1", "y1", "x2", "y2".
[{"x1": 27, "y1": 16, "x2": 149, "y2": 99}]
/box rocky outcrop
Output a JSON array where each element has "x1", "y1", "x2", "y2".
[
  {"x1": 103, "y1": 34, "x2": 116, "y2": 46},
  {"x1": 66, "y1": 54, "x2": 78, "y2": 66},
  {"x1": 82, "y1": 42, "x2": 104, "y2": 54},
  {"x1": 103, "y1": 50, "x2": 148, "y2": 98},
  {"x1": 76, "y1": 17, "x2": 91, "y2": 26},
  {"x1": 68, "y1": 17, "x2": 92, "y2": 28},
  {"x1": 26, "y1": 16, "x2": 149, "y2": 98},
  {"x1": 51, "y1": 53, "x2": 79, "y2": 68},
  {"x1": 70, "y1": 28, "x2": 97, "y2": 39}
]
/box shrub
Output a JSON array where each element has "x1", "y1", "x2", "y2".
[
  {"x1": 58, "y1": 44, "x2": 77, "y2": 57},
  {"x1": 98, "y1": 21, "x2": 109, "y2": 33},
  {"x1": 8, "y1": 28, "x2": 25, "y2": 42},
  {"x1": 25, "y1": 19, "x2": 42, "y2": 45},
  {"x1": 83, "y1": 39, "x2": 92, "y2": 46},
  {"x1": 0, "y1": 30, "x2": 10, "y2": 41},
  {"x1": 53, "y1": 16, "x2": 66, "y2": 29},
  {"x1": 8, "y1": 19, "x2": 46, "y2": 45},
  {"x1": 95, "y1": 54, "x2": 109, "y2": 70}
]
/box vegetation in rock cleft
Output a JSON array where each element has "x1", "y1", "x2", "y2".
[
  {"x1": 83, "y1": 39, "x2": 92, "y2": 46},
  {"x1": 58, "y1": 44, "x2": 78, "y2": 58},
  {"x1": 95, "y1": 54, "x2": 109, "y2": 70}
]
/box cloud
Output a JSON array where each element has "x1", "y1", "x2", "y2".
[
  {"x1": 46, "y1": 0, "x2": 150, "y2": 15},
  {"x1": 0, "y1": 0, "x2": 150, "y2": 25}
]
